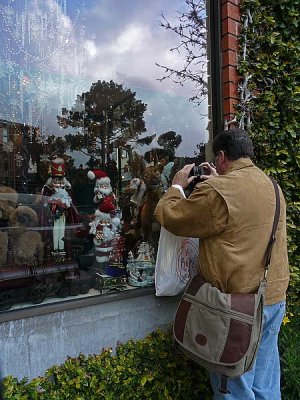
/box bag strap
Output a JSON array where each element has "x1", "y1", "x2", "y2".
[
  {"x1": 219, "y1": 375, "x2": 231, "y2": 395},
  {"x1": 263, "y1": 177, "x2": 280, "y2": 280}
]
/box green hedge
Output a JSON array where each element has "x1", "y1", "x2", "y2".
[{"x1": 2, "y1": 328, "x2": 212, "y2": 400}]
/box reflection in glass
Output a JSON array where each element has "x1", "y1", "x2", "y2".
[{"x1": 0, "y1": 0, "x2": 208, "y2": 311}]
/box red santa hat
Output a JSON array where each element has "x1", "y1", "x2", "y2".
[
  {"x1": 50, "y1": 157, "x2": 65, "y2": 177},
  {"x1": 87, "y1": 169, "x2": 111, "y2": 184},
  {"x1": 95, "y1": 196, "x2": 121, "y2": 228}
]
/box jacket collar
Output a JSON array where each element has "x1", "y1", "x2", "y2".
[{"x1": 225, "y1": 158, "x2": 254, "y2": 175}]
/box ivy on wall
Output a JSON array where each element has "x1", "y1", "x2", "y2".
[{"x1": 238, "y1": 0, "x2": 300, "y2": 303}]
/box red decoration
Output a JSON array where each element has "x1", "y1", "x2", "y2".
[
  {"x1": 87, "y1": 169, "x2": 110, "y2": 182},
  {"x1": 98, "y1": 196, "x2": 116, "y2": 214},
  {"x1": 50, "y1": 158, "x2": 65, "y2": 177}
]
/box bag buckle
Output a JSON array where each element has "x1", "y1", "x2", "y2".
[{"x1": 263, "y1": 266, "x2": 269, "y2": 280}]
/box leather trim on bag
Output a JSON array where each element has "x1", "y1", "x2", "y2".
[
  {"x1": 231, "y1": 294, "x2": 255, "y2": 316},
  {"x1": 185, "y1": 275, "x2": 206, "y2": 296},
  {"x1": 195, "y1": 333, "x2": 207, "y2": 346},
  {"x1": 174, "y1": 299, "x2": 191, "y2": 342},
  {"x1": 220, "y1": 319, "x2": 252, "y2": 363}
]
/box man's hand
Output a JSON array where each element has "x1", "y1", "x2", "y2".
[
  {"x1": 172, "y1": 164, "x2": 196, "y2": 189},
  {"x1": 199, "y1": 162, "x2": 219, "y2": 180}
]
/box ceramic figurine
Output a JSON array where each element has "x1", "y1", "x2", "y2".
[
  {"x1": 127, "y1": 241, "x2": 155, "y2": 287},
  {"x1": 41, "y1": 157, "x2": 79, "y2": 255},
  {"x1": 89, "y1": 195, "x2": 120, "y2": 266}
]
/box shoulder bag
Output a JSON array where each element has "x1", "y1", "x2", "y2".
[{"x1": 173, "y1": 178, "x2": 280, "y2": 394}]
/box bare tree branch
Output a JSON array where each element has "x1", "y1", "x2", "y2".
[{"x1": 156, "y1": 0, "x2": 208, "y2": 104}]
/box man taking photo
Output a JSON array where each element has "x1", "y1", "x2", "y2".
[{"x1": 154, "y1": 128, "x2": 289, "y2": 399}]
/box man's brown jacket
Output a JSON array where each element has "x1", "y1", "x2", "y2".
[{"x1": 154, "y1": 158, "x2": 289, "y2": 305}]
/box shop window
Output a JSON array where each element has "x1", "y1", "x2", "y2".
[{"x1": 0, "y1": 0, "x2": 209, "y2": 314}]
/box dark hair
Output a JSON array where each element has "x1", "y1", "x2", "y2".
[{"x1": 212, "y1": 128, "x2": 254, "y2": 160}]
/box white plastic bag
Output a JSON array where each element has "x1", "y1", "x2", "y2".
[{"x1": 155, "y1": 226, "x2": 199, "y2": 296}]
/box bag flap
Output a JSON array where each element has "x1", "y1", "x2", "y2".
[
  {"x1": 186, "y1": 275, "x2": 259, "y2": 317},
  {"x1": 174, "y1": 275, "x2": 263, "y2": 367}
]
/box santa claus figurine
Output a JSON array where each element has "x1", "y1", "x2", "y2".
[
  {"x1": 41, "y1": 157, "x2": 79, "y2": 254},
  {"x1": 89, "y1": 196, "x2": 121, "y2": 266},
  {"x1": 87, "y1": 169, "x2": 116, "y2": 215}
]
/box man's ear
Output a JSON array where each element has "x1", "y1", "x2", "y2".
[
  {"x1": 219, "y1": 150, "x2": 226, "y2": 164},
  {"x1": 220, "y1": 151, "x2": 232, "y2": 171}
]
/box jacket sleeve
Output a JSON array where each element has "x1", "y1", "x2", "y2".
[{"x1": 154, "y1": 183, "x2": 228, "y2": 238}]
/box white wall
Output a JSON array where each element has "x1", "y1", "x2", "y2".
[{"x1": 0, "y1": 294, "x2": 178, "y2": 380}]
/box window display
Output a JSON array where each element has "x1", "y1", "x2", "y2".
[{"x1": 0, "y1": 0, "x2": 208, "y2": 313}]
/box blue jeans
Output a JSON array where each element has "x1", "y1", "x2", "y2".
[{"x1": 210, "y1": 301, "x2": 286, "y2": 400}]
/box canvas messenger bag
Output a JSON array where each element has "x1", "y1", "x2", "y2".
[{"x1": 173, "y1": 178, "x2": 280, "y2": 394}]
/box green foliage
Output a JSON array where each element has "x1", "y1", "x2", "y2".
[
  {"x1": 239, "y1": 0, "x2": 300, "y2": 304},
  {"x1": 2, "y1": 328, "x2": 212, "y2": 400},
  {"x1": 279, "y1": 306, "x2": 300, "y2": 400}
]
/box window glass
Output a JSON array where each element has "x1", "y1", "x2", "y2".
[{"x1": 0, "y1": 0, "x2": 208, "y2": 312}]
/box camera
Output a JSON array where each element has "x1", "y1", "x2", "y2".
[
  {"x1": 189, "y1": 165, "x2": 205, "y2": 178},
  {"x1": 186, "y1": 164, "x2": 206, "y2": 194}
]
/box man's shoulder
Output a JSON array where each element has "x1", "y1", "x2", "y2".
[
  {"x1": 197, "y1": 166, "x2": 264, "y2": 194},
  {"x1": 198, "y1": 176, "x2": 229, "y2": 191}
]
